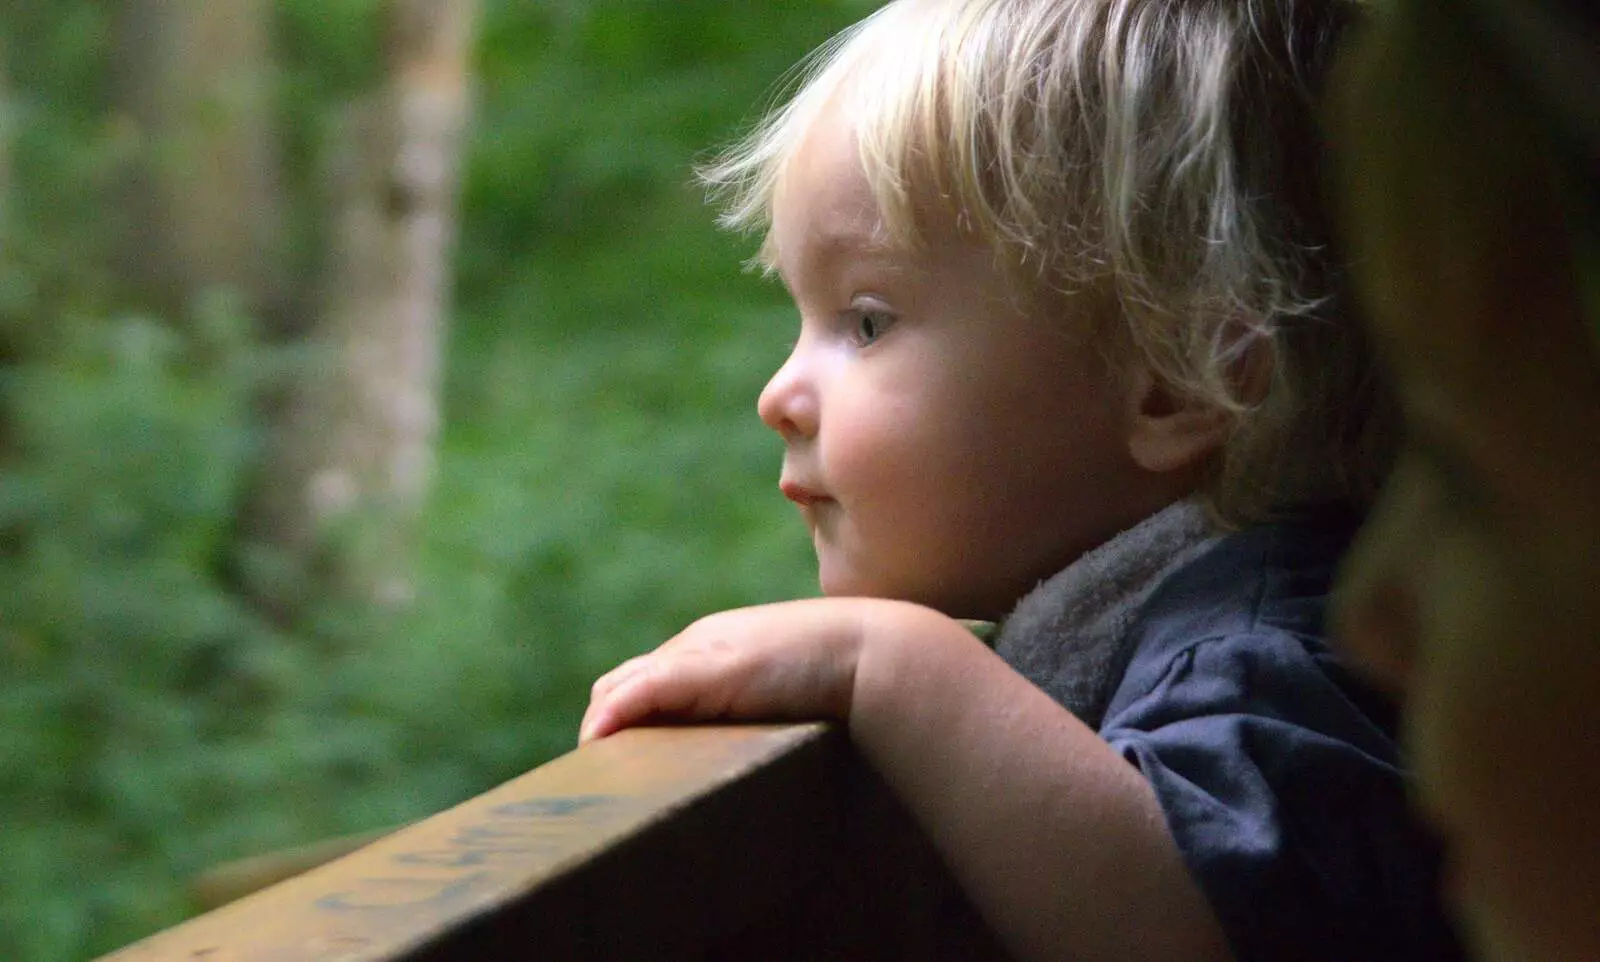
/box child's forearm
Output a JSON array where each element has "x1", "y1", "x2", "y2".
[
  {"x1": 581, "y1": 597, "x2": 1233, "y2": 960},
  {"x1": 848, "y1": 607, "x2": 1231, "y2": 962}
]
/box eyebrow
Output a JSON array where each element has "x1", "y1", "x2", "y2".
[
  {"x1": 769, "y1": 226, "x2": 904, "y2": 295},
  {"x1": 782, "y1": 230, "x2": 899, "y2": 275}
]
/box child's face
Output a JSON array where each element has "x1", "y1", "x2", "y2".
[
  {"x1": 1331, "y1": 10, "x2": 1600, "y2": 960},
  {"x1": 758, "y1": 109, "x2": 1166, "y2": 620}
]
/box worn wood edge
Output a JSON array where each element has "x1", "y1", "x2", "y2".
[
  {"x1": 96, "y1": 723, "x2": 836, "y2": 962},
  {"x1": 191, "y1": 827, "x2": 402, "y2": 912}
]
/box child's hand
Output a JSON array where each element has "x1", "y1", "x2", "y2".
[{"x1": 578, "y1": 597, "x2": 931, "y2": 743}]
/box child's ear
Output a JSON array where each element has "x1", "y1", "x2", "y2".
[{"x1": 1124, "y1": 368, "x2": 1233, "y2": 475}]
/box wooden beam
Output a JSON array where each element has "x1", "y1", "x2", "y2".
[
  {"x1": 191, "y1": 827, "x2": 401, "y2": 912},
  {"x1": 98, "y1": 724, "x2": 1010, "y2": 961}
]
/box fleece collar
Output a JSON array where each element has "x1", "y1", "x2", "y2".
[{"x1": 993, "y1": 500, "x2": 1220, "y2": 728}]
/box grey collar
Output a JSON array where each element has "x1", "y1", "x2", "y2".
[{"x1": 994, "y1": 500, "x2": 1219, "y2": 728}]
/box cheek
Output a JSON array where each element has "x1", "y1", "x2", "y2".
[
  {"x1": 1400, "y1": 535, "x2": 1600, "y2": 959},
  {"x1": 1412, "y1": 626, "x2": 1600, "y2": 962},
  {"x1": 819, "y1": 350, "x2": 1001, "y2": 505},
  {"x1": 821, "y1": 387, "x2": 929, "y2": 495}
]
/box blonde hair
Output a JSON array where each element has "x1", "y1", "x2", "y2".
[{"x1": 702, "y1": 0, "x2": 1394, "y2": 526}]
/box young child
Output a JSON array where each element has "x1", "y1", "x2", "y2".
[
  {"x1": 1331, "y1": 0, "x2": 1600, "y2": 960},
  {"x1": 583, "y1": 1, "x2": 1461, "y2": 959}
]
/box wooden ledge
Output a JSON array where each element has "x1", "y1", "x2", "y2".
[{"x1": 99, "y1": 723, "x2": 1009, "y2": 961}]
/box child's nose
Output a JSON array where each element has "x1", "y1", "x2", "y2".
[{"x1": 757, "y1": 349, "x2": 819, "y2": 443}]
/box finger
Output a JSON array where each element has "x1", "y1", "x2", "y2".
[
  {"x1": 580, "y1": 656, "x2": 656, "y2": 744},
  {"x1": 586, "y1": 616, "x2": 721, "y2": 706},
  {"x1": 588, "y1": 653, "x2": 656, "y2": 703},
  {"x1": 580, "y1": 668, "x2": 672, "y2": 744},
  {"x1": 582, "y1": 652, "x2": 744, "y2": 743},
  {"x1": 580, "y1": 623, "x2": 728, "y2": 744},
  {"x1": 577, "y1": 700, "x2": 608, "y2": 745}
]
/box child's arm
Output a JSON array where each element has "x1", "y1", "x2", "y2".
[{"x1": 581, "y1": 598, "x2": 1231, "y2": 962}]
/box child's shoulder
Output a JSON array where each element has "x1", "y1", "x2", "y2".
[
  {"x1": 1142, "y1": 508, "x2": 1359, "y2": 643},
  {"x1": 1097, "y1": 508, "x2": 1458, "y2": 961},
  {"x1": 1105, "y1": 508, "x2": 1373, "y2": 726}
]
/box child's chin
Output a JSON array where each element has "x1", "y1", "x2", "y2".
[
  {"x1": 816, "y1": 572, "x2": 855, "y2": 598},
  {"x1": 815, "y1": 562, "x2": 878, "y2": 600}
]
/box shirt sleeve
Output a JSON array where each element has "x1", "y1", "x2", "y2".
[{"x1": 1100, "y1": 630, "x2": 1465, "y2": 962}]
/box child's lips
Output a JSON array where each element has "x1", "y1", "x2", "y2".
[{"x1": 780, "y1": 480, "x2": 830, "y2": 507}]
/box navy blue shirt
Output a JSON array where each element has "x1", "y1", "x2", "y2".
[{"x1": 1098, "y1": 515, "x2": 1464, "y2": 962}]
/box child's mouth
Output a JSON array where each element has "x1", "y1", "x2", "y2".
[{"x1": 780, "y1": 481, "x2": 828, "y2": 507}]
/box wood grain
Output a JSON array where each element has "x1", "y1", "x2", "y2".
[{"x1": 98, "y1": 723, "x2": 1009, "y2": 961}]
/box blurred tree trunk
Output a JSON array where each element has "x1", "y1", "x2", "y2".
[
  {"x1": 234, "y1": 0, "x2": 479, "y2": 619},
  {"x1": 0, "y1": 39, "x2": 14, "y2": 463},
  {"x1": 110, "y1": 0, "x2": 289, "y2": 324},
  {"x1": 0, "y1": 40, "x2": 10, "y2": 229}
]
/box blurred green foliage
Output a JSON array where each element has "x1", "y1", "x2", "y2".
[{"x1": 0, "y1": 2, "x2": 875, "y2": 958}]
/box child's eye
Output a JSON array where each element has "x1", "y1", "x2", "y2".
[{"x1": 848, "y1": 308, "x2": 895, "y2": 347}]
